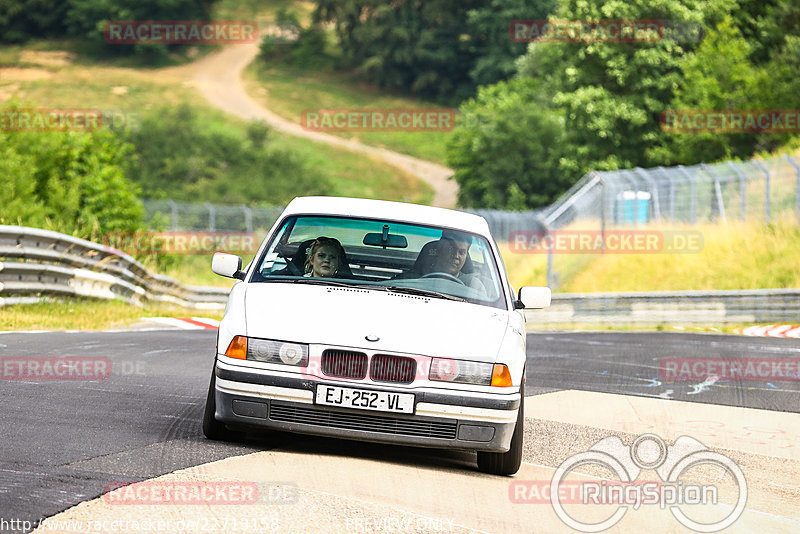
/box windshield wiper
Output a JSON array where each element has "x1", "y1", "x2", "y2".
[{"x1": 384, "y1": 285, "x2": 466, "y2": 302}]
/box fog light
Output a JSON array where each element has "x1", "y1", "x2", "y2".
[{"x1": 279, "y1": 343, "x2": 305, "y2": 365}]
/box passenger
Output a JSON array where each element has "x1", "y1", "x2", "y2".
[{"x1": 304, "y1": 236, "x2": 348, "y2": 278}]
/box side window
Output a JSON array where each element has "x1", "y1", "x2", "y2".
[{"x1": 255, "y1": 220, "x2": 292, "y2": 277}]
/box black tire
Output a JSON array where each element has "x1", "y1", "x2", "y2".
[
  {"x1": 202, "y1": 368, "x2": 235, "y2": 441},
  {"x1": 477, "y1": 380, "x2": 524, "y2": 476}
]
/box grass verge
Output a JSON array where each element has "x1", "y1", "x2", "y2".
[
  {"x1": 499, "y1": 215, "x2": 800, "y2": 292},
  {"x1": 0, "y1": 298, "x2": 222, "y2": 331},
  {"x1": 243, "y1": 61, "x2": 451, "y2": 165}
]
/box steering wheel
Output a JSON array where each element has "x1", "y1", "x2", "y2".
[{"x1": 421, "y1": 272, "x2": 465, "y2": 285}]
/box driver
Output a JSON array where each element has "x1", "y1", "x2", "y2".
[{"x1": 427, "y1": 232, "x2": 485, "y2": 292}]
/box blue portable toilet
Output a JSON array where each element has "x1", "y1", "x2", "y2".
[{"x1": 615, "y1": 191, "x2": 650, "y2": 224}]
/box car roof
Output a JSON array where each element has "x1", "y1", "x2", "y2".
[{"x1": 283, "y1": 196, "x2": 492, "y2": 236}]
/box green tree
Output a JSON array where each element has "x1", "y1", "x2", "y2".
[
  {"x1": 314, "y1": 0, "x2": 485, "y2": 104},
  {"x1": 0, "y1": 0, "x2": 69, "y2": 42},
  {"x1": 656, "y1": 17, "x2": 768, "y2": 164},
  {"x1": 515, "y1": 0, "x2": 720, "y2": 176},
  {"x1": 447, "y1": 78, "x2": 568, "y2": 209},
  {"x1": 0, "y1": 137, "x2": 47, "y2": 226},
  {"x1": 466, "y1": 0, "x2": 557, "y2": 88},
  {"x1": 64, "y1": 0, "x2": 218, "y2": 60},
  {"x1": 1, "y1": 121, "x2": 143, "y2": 237}
]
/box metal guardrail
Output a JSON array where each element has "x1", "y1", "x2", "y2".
[
  {"x1": 526, "y1": 289, "x2": 800, "y2": 325},
  {"x1": 0, "y1": 226, "x2": 229, "y2": 309},
  {"x1": 2, "y1": 226, "x2": 796, "y2": 324}
]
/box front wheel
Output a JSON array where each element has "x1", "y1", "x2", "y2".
[
  {"x1": 202, "y1": 368, "x2": 236, "y2": 441},
  {"x1": 477, "y1": 380, "x2": 524, "y2": 476}
]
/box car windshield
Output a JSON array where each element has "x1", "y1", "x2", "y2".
[{"x1": 250, "y1": 215, "x2": 507, "y2": 309}]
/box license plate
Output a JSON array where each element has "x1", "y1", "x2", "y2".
[{"x1": 315, "y1": 385, "x2": 415, "y2": 414}]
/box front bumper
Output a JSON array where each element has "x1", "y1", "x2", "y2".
[{"x1": 213, "y1": 361, "x2": 520, "y2": 452}]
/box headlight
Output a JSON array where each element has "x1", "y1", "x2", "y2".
[
  {"x1": 246, "y1": 338, "x2": 308, "y2": 366},
  {"x1": 429, "y1": 359, "x2": 513, "y2": 387},
  {"x1": 429, "y1": 358, "x2": 493, "y2": 385}
]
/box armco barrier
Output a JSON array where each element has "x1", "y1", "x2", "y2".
[
  {"x1": 526, "y1": 289, "x2": 800, "y2": 325},
  {"x1": 2, "y1": 226, "x2": 796, "y2": 322},
  {"x1": 0, "y1": 226, "x2": 229, "y2": 309}
]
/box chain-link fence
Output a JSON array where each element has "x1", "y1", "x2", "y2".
[
  {"x1": 544, "y1": 155, "x2": 800, "y2": 230},
  {"x1": 142, "y1": 200, "x2": 547, "y2": 238},
  {"x1": 143, "y1": 154, "x2": 800, "y2": 290},
  {"x1": 143, "y1": 200, "x2": 284, "y2": 233},
  {"x1": 533, "y1": 154, "x2": 800, "y2": 288}
]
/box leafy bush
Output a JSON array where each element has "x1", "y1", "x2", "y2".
[
  {"x1": 118, "y1": 104, "x2": 332, "y2": 205},
  {"x1": 1, "y1": 116, "x2": 144, "y2": 238},
  {"x1": 259, "y1": 8, "x2": 329, "y2": 69},
  {"x1": 447, "y1": 78, "x2": 569, "y2": 209}
]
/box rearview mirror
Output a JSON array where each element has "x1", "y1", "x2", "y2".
[
  {"x1": 212, "y1": 252, "x2": 245, "y2": 280},
  {"x1": 517, "y1": 286, "x2": 551, "y2": 309},
  {"x1": 363, "y1": 232, "x2": 407, "y2": 248}
]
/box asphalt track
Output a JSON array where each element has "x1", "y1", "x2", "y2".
[{"x1": 0, "y1": 329, "x2": 798, "y2": 532}]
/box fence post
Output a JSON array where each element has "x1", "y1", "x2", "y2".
[
  {"x1": 677, "y1": 165, "x2": 696, "y2": 225},
  {"x1": 166, "y1": 200, "x2": 178, "y2": 231},
  {"x1": 654, "y1": 167, "x2": 675, "y2": 222},
  {"x1": 726, "y1": 161, "x2": 747, "y2": 221},
  {"x1": 634, "y1": 167, "x2": 661, "y2": 221},
  {"x1": 702, "y1": 163, "x2": 726, "y2": 223},
  {"x1": 204, "y1": 202, "x2": 216, "y2": 232},
  {"x1": 537, "y1": 214, "x2": 556, "y2": 290},
  {"x1": 752, "y1": 160, "x2": 770, "y2": 223},
  {"x1": 599, "y1": 176, "x2": 606, "y2": 245},
  {"x1": 241, "y1": 205, "x2": 253, "y2": 233},
  {"x1": 783, "y1": 155, "x2": 800, "y2": 221}
]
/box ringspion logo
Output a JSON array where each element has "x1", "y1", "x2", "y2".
[{"x1": 545, "y1": 433, "x2": 747, "y2": 532}]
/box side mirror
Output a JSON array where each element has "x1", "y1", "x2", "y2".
[
  {"x1": 212, "y1": 252, "x2": 245, "y2": 280},
  {"x1": 517, "y1": 286, "x2": 551, "y2": 309}
]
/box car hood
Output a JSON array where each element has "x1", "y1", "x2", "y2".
[{"x1": 243, "y1": 283, "x2": 509, "y2": 362}]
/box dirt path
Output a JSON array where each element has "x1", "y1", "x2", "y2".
[{"x1": 185, "y1": 43, "x2": 458, "y2": 208}]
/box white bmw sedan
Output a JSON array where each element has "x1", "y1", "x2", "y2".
[{"x1": 203, "y1": 196, "x2": 550, "y2": 475}]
